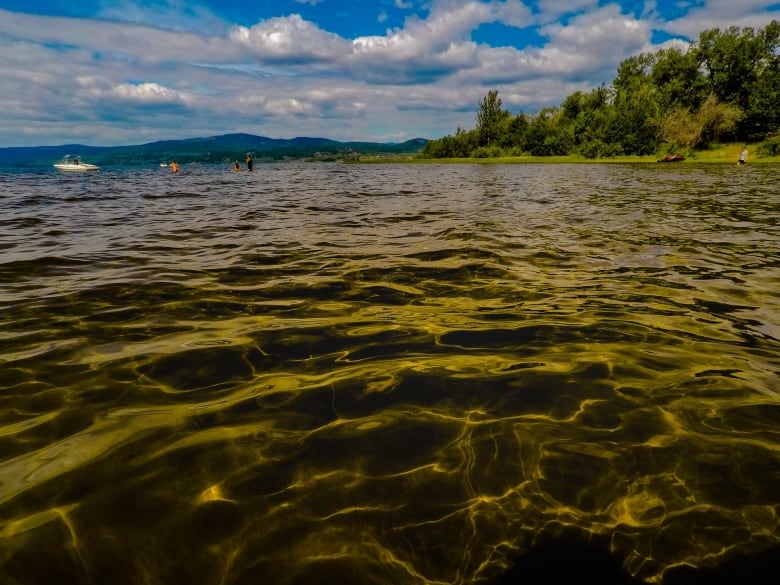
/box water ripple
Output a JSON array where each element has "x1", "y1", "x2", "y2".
[{"x1": 0, "y1": 162, "x2": 778, "y2": 584}]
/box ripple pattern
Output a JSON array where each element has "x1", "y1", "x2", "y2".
[{"x1": 1, "y1": 162, "x2": 779, "y2": 584}]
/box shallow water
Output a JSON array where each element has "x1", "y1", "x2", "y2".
[{"x1": 0, "y1": 162, "x2": 778, "y2": 584}]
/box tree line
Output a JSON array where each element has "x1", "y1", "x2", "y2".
[{"x1": 422, "y1": 20, "x2": 779, "y2": 159}]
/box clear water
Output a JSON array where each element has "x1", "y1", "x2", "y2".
[{"x1": 1, "y1": 162, "x2": 778, "y2": 584}]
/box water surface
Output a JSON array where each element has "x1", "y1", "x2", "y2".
[{"x1": 1, "y1": 162, "x2": 778, "y2": 584}]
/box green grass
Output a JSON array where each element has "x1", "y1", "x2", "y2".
[
  {"x1": 682, "y1": 143, "x2": 778, "y2": 163},
  {"x1": 358, "y1": 143, "x2": 780, "y2": 164}
]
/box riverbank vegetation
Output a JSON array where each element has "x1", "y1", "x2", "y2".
[{"x1": 420, "y1": 21, "x2": 779, "y2": 161}]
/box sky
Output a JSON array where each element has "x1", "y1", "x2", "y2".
[{"x1": 0, "y1": 1, "x2": 777, "y2": 147}]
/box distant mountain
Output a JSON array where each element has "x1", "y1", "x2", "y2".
[{"x1": 0, "y1": 133, "x2": 428, "y2": 167}]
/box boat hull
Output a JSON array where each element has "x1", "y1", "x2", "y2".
[{"x1": 54, "y1": 163, "x2": 100, "y2": 172}]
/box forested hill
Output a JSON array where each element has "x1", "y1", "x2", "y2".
[{"x1": 0, "y1": 134, "x2": 428, "y2": 167}]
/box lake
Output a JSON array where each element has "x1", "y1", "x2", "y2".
[{"x1": 1, "y1": 162, "x2": 778, "y2": 584}]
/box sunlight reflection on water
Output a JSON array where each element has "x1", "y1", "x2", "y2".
[{"x1": 0, "y1": 162, "x2": 778, "y2": 584}]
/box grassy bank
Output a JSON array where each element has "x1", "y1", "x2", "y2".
[
  {"x1": 357, "y1": 143, "x2": 780, "y2": 164},
  {"x1": 679, "y1": 143, "x2": 779, "y2": 163}
]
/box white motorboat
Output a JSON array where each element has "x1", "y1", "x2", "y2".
[{"x1": 54, "y1": 155, "x2": 100, "y2": 172}]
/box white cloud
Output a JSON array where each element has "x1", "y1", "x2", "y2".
[
  {"x1": 0, "y1": 8, "x2": 240, "y2": 64},
  {"x1": 0, "y1": 1, "x2": 777, "y2": 147},
  {"x1": 540, "y1": 4, "x2": 650, "y2": 60},
  {"x1": 109, "y1": 82, "x2": 183, "y2": 103},
  {"x1": 347, "y1": 0, "x2": 533, "y2": 81},
  {"x1": 230, "y1": 14, "x2": 349, "y2": 62},
  {"x1": 661, "y1": 0, "x2": 779, "y2": 38}
]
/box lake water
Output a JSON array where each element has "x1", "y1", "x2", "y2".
[{"x1": 1, "y1": 162, "x2": 778, "y2": 584}]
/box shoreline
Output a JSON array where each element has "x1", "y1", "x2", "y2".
[
  {"x1": 358, "y1": 154, "x2": 780, "y2": 164},
  {"x1": 357, "y1": 143, "x2": 780, "y2": 164}
]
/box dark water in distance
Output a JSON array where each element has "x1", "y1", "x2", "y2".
[{"x1": 0, "y1": 162, "x2": 778, "y2": 584}]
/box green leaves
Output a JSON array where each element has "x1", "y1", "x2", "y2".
[
  {"x1": 476, "y1": 89, "x2": 504, "y2": 147},
  {"x1": 421, "y1": 20, "x2": 778, "y2": 159}
]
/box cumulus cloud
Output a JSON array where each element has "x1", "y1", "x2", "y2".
[
  {"x1": 230, "y1": 14, "x2": 349, "y2": 63},
  {"x1": 396, "y1": 0, "x2": 531, "y2": 48},
  {"x1": 540, "y1": 4, "x2": 650, "y2": 62},
  {"x1": 0, "y1": 1, "x2": 777, "y2": 146},
  {"x1": 346, "y1": 1, "x2": 533, "y2": 82},
  {"x1": 218, "y1": 1, "x2": 535, "y2": 85}
]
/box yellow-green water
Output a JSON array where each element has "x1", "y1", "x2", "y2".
[{"x1": 0, "y1": 162, "x2": 778, "y2": 584}]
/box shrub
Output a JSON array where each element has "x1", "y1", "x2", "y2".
[
  {"x1": 578, "y1": 140, "x2": 623, "y2": 158},
  {"x1": 472, "y1": 146, "x2": 503, "y2": 158},
  {"x1": 758, "y1": 132, "x2": 780, "y2": 157}
]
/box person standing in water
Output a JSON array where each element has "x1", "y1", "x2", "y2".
[
  {"x1": 738, "y1": 146, "x2": 747, "y2": 165},
  {"x1": 171, "y1": 161, "x2": 180, "y2": 173},
  {"x1": 245, "y1": 153, "x2": 253, "y2": 171},
  {"x1": 233, "y1": 160, "x2": 240, "y2": 171}
]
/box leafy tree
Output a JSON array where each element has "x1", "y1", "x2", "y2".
[
  {"x1": 651, "y1": 47, "x2": 708, "y2": 111},
  {"x1": 502, "y1": 113, "x2": 529, "y2": 150},
  {"x1": 660, "y1": 94, "x2": 741, "y2": 149},
  {"x1": 421, "y1": 127, "x2": 477, "y2": 158},
  {"x1": 741, "y1": 20, "x2": 780, "y2": 140},
  {"x1": 758, "y1": 131, "x2": 780, "y2": 156},
  {"x1": 612, "y1": 53, "x2": 654, "y2": 95},
  {"x1": 695, "y1": 21, "x2": 779, "y2": 140},
  {"x1": 560, "y1": 85, "x2": 618, "y2": 156},
  {"x1": 697, "y1": 26, "x2": 760, "y2": 105},
  {"x1": 476, "y1": 89, "x2": 504, "y2": 147},
  {"x1": 523, "y1": 108, "x2": 572, "y2": 155},
  {"x1": 609, "y1": 54, "x2": 663, "y2": 154},
  {"x1": 697, "y1": 94, "x2": 742, "y2": 144},
  {"x1": 609, "y1": 79, "x2": 661, "y2": 155},
  {"x1": 423, "y1": 20, "x2": 778, "y2": 160}
]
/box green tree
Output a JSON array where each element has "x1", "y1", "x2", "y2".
[
  {"x1": 651, "y1": 47, "x2": 708, "y2": 111},
  {"x1": 523, "y1": 108, "x2": 572, "y2": 155},
  {"x1": 559, "y1": 85, "x2": 620, "y2": 156},
  {"x1": 612, "y1": 53, "x2": 654, "y2": 95},
  {"x1": 660, "y1": 107, "x2": 701, "y2": 150},
  {"x1": 610, "y1": 78, "x2": 661, "y2": 155},
  {"x1": 502, "y1": 113, "x2": 529, "y2": 150},
  {"x1": 660, "y1": 94, "x2": 741, "y2": 149},
  {"x1": 476, "y1": 89, "x2": 504, "y2": 147},
  {"x1": 609, "y1": 53, "x2": 662, "y2": 154},
  {"x1": 424, "y1": 20, "x2": 778, "y2": 160},
  {"x1": 742, "y1": 20, "x2": 780, "y2": 140},
  {"x1": 695, "y1": 21, "x2": 780, "y2": 140},
  {"x1": 697, "y1": 93, "x2": 742, "y2": 144},
  {"x1": 420, "y1": 127, "x2": 477, "y2": 158}
]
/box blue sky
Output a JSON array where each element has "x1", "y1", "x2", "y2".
[{"x1": 0, "y1": 0, "x2": 777, "y2": 146}]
